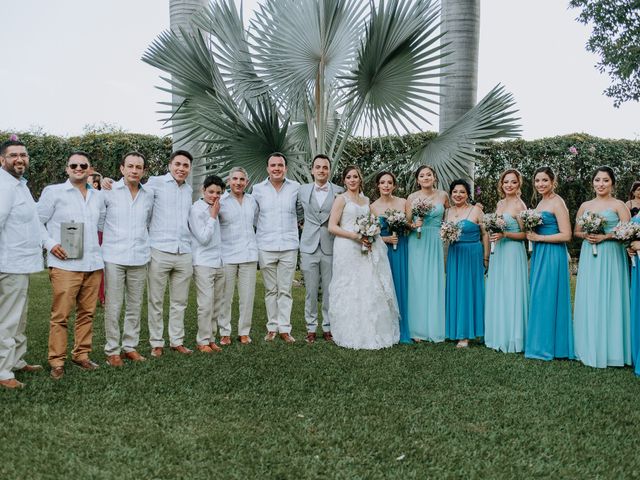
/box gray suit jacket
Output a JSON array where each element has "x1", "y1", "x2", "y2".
[{"x1": 297, "y1": 182, "x2": 344, "y2": 255}]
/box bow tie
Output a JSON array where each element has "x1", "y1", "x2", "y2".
[{"x1": 315, "y1": 185, "x2": 329, "y2": 192}]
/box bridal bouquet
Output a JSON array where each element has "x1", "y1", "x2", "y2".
[
  {"x1": 440, "y1": 221, "x2": 462, "y2": 244},
  {"x1": 354, "y1": 213, "x2": 381, "y2": 254},
  {"x1": 578, "y1": 211, "x2": 606, "y2": 256},
  {"x1": 518, "y1": 209, "x2": 543, "y2": 252},
  {"x1": 411, "y1": 198, "x2": 434, "y2": 239},
  {"x1": 613, "y1": 221, "x2": 640, "y2": 267},
  {"x1": 384, "y1": 208, "x2": 408, "y2": 251},
  {"x1": 482, "y1": 213, "x2": 507, "y2": 254}
]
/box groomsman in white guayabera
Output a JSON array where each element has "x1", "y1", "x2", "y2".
[
  {"x1": 101, "y1": 152, "x2": 154, "y2": 367},
  {"x1": 252, "y1": 153, "x2": 300, "y2": 343},
  {"x1": 38, "y1": 152, "x2": 106, "y2": 380},
  {"x1": 297, "y1": 154, "x2": 343, "y2": 343},
  {"x1": 218, "y1": 167, "x2": 259, "y2": 345},
  {"x1": 0, "y1": 138, "x2": 47, "y2": 389}
]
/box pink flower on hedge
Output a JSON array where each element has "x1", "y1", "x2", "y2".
[
  {"x1": 568, "y1": 146, "x2": 578, "y2": 155},
  {"x1": 9, "y1": 134, "x2": 18, "y2": 141}
]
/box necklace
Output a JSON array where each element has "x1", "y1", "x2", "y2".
[{"x1": 450, "y1": 204, "x2": 469, "y2": 219}]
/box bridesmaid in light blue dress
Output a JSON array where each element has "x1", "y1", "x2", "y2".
[
  {"x1": 485, "y1": 170, "x2": 529, "y2": 353},
  {"x1": 629, "y1": 213, "x2": 640, "y2": 376},
  {"x1": 525, "y1": 167, "x2": 575, "y2": 361},
  {"x1": 573, "y1": 166, "x2": 631, "y2": 368},
  {"x1": 405, "y1": 165, "x2": 449, "y2": 342},
  {"x1": 371, "y1": 172, "x2": 410, "y2": 344},
  {"x1": 445, "y1": 179, "x2": 489, "y2": 348}
]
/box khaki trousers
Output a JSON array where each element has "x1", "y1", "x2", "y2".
[
  {"x1": 0, "y1": 273, "x2": 29, "y2": 380},
  {"x1": 147, "y1": 248, "x2": 193, "y2": 348},
  {"x1": 193, "y1": 265, "x2": 225, "y2": 345},
  {"x1": 220, "y1": 262, "x2": 257, "y2": 337},
  {"x1": 48, "y1": 268, "x2": 102, "y2": 367},
  {"x1": 258, "y1": 249, "x2": 298, "y2": 334},
  {"x1": 104, "y1": 262, "x2": 147, "y2": 355}
]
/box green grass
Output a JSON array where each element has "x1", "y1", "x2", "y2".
[{"x1": 1, "y1": 272, "x2": 639, "y2": 479}]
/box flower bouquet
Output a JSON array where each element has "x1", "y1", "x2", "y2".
[
  {"x1": 577, "y1": 211, "x2": 606, "y2": 256},
  {"x1": 482, "y1": 213, "x2": 507, "y2": 254},
  {"x1": 518, "y1": 209, "x2": 543, "y2": 252},
  {"x1": 384, "y1": 208, "x2": 408, "y2": 251},
  {"x1": 613, "y1": 221, "x2": 640, "y2": 267},
  {"x1": 411, "y1": 198, "x2": 434, "y2": 239},
  {"x1": 354, "y1": 213, "x2": 381, "y2": 254},
  {"x1": 440, "y1": 221, "x2": 462, "y2": 244}
]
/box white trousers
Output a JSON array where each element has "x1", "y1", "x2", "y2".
[
  {"x1": 300, "y1": 248, "x2": 333, "y2": 333},
  {"x1": 147, "y1": 248, "x2": 193, "y2": 348},
  {"x1": 258, "y1": 249, "x2": 298, "y2": 334},
  {"x1": 103, "y1": 262, "x2": 147, "y2": 355},
  {"x1": 220, "y1": 262, "x2": 257, "y2": 337},
  {"x1": 0, "y1": 273, "x2": 29, "y2": 380},
  {"x1": 193, "y1": 265, "x2": 225, "y2": 345}
]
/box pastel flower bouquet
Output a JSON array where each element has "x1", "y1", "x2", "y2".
[
  {"x1": 440, "y1": 221, "x2": 461, "y2": 244},
  {"x1": 384, "y1": 209, "x2": 408, "y2": 251},
  {"x1": 482, "y1": 213, "x2": 507, "y2": 254},
  {"x1": 411, "y1": 198, "x2": 434, "y2": 239},
  {"x1": 613, "y1": 221, "x2": 640, "y2": 267},
  {"x1": 578, "y1": 211, "x2": 606, "y2": 256},
  {"x1": 518, "y1": 209, "x2": 543, "y2": 252},
  {"x1": 354, "y1": 213, "x2": 381, "y2": 254}
]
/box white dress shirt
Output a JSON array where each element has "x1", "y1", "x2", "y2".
[
  {"x1": 189, "y1": 199, "x2": 223, "y2": 268},
  {"x1": 145, "y1": 173, "x2": 193, "y2": 254},
  {"x1": 313, "y1": 182, "x2": 330, "y2": 207},
  {"x1": 0, "y1": 169, "x2": 46, "y2": 274},
  {"x1": 102, "y1": 179, "x2": 154, "y2": 266},
  {"x1": 252, "y1": 178, "x2": 300, "y2": 251},
  {"x1": 218, "y1": 192, "x2": 259, "y2": 264},
  {"x1": 37, "y1": 180, "x2": 105, "y2": 272}
]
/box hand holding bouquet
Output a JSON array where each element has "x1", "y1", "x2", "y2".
[
  {"x1": 518, "y1": 209, "x2": 543, "y2": 252},
  {"x1": 440, "y1": 221, "x2": 462, "y2": 244},
  {"x1": 578, "y1": 211, "x2": 606, "y2": 256},
  {"x1": 384, "y1": 209, "x2": 408, "y2": 251},
  {"x1": 354, "y1": 213, "x2": 381, "y2": 254},
  {"x1": 613, "y1": 221, "x2": 640, "y2": 267},
  {"x1": 411, "y1": 198, "x2": 434, "y2": 239},
  {"x1": 482, "y1": 213, "x2": 507, "y2": 254}
]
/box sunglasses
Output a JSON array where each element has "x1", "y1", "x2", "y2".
[{"x1": 68, "y1": 163, "x2": 89, "y2": 170}]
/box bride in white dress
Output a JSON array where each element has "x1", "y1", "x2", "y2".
[{"x1": 328, "y1": 165, "x2": 400, "y2": 349}]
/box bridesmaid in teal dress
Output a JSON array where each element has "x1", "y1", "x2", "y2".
[
  {"x1": 371, "y1": 171, "x2": 410, "y2": 343},
  {"x1": 629, "y1": 214, "x2": 640, "y2": 376},
  {"x1": 405, "y1": 165, "x2": 449, "y2": 342},
  {"x1": 485, "y1": 169, "x2": 529, "y2": 353},
  {"x1": 573, "y1": 166, "x2": 631, "y2": 368},
  {"x1": 445, "y1": 179, "x2": 489, "y2": 348},
  {"x1": 524, "y1": 167, "x2": 574, "y2": 361}
]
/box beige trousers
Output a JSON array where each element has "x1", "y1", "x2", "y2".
[
  {"x1": 0, "y1": 273, "x2": 29, "y2": 380},
  {"x1": 258, "y1": 249, "x2": 298, "y2": 334},
  {"x1": 220, "y1": 262, "x2": 257, "y2": 337},
  {"x1": 193, "y1": 265, "x2": 225, "y2": 345}
]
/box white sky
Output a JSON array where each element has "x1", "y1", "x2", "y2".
[{"x1": 3, "y1": 0, "x2": 639, "y2": 140}]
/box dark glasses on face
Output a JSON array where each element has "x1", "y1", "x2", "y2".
[{"x1": 68, "y1": 163, "x2": 89, "y2": 170}]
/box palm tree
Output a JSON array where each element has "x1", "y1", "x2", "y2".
[{"x1": 145, "y1": 0, "x2": 519, "y2": 187}]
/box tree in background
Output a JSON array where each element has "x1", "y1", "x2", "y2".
[{"x1": 570, "y1": 0, "x2": 640, "y2": 107}]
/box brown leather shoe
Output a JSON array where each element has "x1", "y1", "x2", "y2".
[
  {"x1": 50, "y1": 366, "x2": 64, "y2": 380},
  {"x1": 197, "y1": 344, "x2": 214, "y2": 353},
  {"x1": 72, "y1": 359, "x2": 99, "y2": 371},
  {"x1": 323, "y1": 332, "x2": 334, "y2": 343},
  {"x1": 209, "y1": 342, "x2": 223, "y2": 352},
  {"x1": 0, "y1": 378, "x2": 25, "y2": 389},
  {"x1": 18, "y1": 364, "x2": 43, "y2": 373},
  {"x1": 121, "y1": 350, "x2": 146, "y2": 362},
  {"x1": 150, "y1": 347, "x2": 164, "y2": 358},
  {"x1": 239, "y1": 335, "x2": 252, "y2": 345},
  {"x1": 280, "y1": 333, "x2": 296, "y2": 344},
  {"x1": 170, "y1": 345, "x2": 193, "y2": 355},
  {"x1": 305, "y1": 332, "x2": 317, "y2": 344},
  {"x1": 220, "y1": 336, "x2": 231, "y2": 346},
  {"x1": 105, "y1": 355, "x2": 124, "y2": 367},
  {"x1": 264, "y1": 331, "x2": 277, "y2": 342}
]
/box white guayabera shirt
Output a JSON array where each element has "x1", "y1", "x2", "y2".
[
  {"x1": 188, "y1": 199, "x2": 223, "y2": 269},
  {"x1": 218, "y1": 192, "x2": 259, "y2": 264},
  {"x1": 252, "y1": 178, "x2": 300, "y2": 252}
]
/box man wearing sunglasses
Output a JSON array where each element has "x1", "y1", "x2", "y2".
[
  {"x1": 0, "y1": 137, "x2": 47, "y2": 389},
  {"x1": 37, "y1": 151, "x2": 106, "y2": 380}
]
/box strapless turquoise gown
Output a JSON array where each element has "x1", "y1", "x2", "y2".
[
  {"x1": 445, "y1": 220, "x2": 485, "y2": 340},
  {"x1": 631, "y1": 215, "x2": 640, "y2": 376},
  {"x1": 379, "y1": 216, "x2": 410, "y2": 344},
  {"x1": 574, "y1": 209, "x2": 631, "y2": 368},
  {"x1": 525, "y1": 211, "x2": 574, "y2": 360},
  {"x1": 407, "y1": 203, "x2": 445, "y2": 342},
  {"x1": 484, "y1": 214, "x2": 528, "y2": 352}
]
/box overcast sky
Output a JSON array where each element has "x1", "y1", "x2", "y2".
[{"x1": 3, "y1": 0, "x2": 639, "y2": 140}]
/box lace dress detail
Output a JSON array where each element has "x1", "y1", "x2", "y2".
[{"x1": 328, "y1": 195, "x2": 400, "y2": 349}]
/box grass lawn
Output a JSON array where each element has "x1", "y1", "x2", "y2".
[{"x1": 1, "y1": 271, "x2": 639, "y2": 479}]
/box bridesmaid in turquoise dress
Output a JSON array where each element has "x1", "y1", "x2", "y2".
[
  {"x1": 524, "y1": 167, "x2": 574, "y2": 361},
  {"x1": 445, "y1": 179, "x2": 489, "y2": 348},
  {"x1": 485, "y1": 169, "x2": 529, "y2": 353},
  {"x1": 371, "y1": 172, "x2": 410, "y2": 343},
  {"x1": 405, "y1": 165, "x2": 449, "y2": 342},
  {"x1": 629, "y1": 214, "x2": 640, "y2": 376},
  {"x1": 573, "y1": 166, "x2": 631, "y2": 368}
]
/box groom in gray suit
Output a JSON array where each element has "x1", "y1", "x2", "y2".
[{"x1": 297, "y1": 154, "x2": 344, "y2": 343}]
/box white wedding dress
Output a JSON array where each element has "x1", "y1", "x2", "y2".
[{"x1": 328, "y1": 194, "x2": 400, "y2": 349}]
